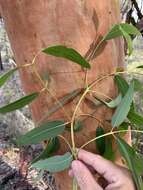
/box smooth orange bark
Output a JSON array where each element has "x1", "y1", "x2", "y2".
[{"x1": 0, "y1": 1, "x2": 130, "y2": 189}]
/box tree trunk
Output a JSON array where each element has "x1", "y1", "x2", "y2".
[{"x1": 0, "y1": 1, "x2": 130, "y2": 189}]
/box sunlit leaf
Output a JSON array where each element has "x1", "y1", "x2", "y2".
[
  {"x1": 0, "y1": 68, "x2": 17, "y2": 87},
  {"x1": 17, "y1": 120, "x2": 65, "y2": 145},
  {"x1": 32, "y1": 152, "x2": 73, "y2": 173},
  {"x1": 0, "y1": 92, "x2": 39, "y2": 114},
  {"x1": 104, "y1": 23, "x2": 140, "y2": 41},
  {"x1": 96, "y1": 127, "x2": 105, "y2": 155},
  {"x1": 117, "y1": 137, "x2": 143, "y2": 190},
  {"x1": 42, "y1": 45, "x2": 90, "y2": 69},
  {"x1": 112, "y1": 82, "x2": 134, "y2": 128},
  {"x1": 120, "y1": 23, "x2": 141, "y2": 35},
  {"x1": 31, "y1": 137, "x2": 60, "y2": 164}
]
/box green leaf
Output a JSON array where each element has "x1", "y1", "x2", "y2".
[
  {"x1": 31, "y1": 137, "x2": 60, "y2": 164},
  {"x1": 118, "y1": 122, "x2": 129, "y2": 137},
  {"x1": 131, "y1": 78, "x2": 143, "y2": 91},
  {"x1": 112, "y1": 82, "x2": 134, "y2": 128},
  {"x1": 0, "y1": 92, "x2": 39, "y2": 114},
  {"x1": 128, "y1": 111, "x2": 143, "y2": 126},
  {"x1": 104, "y1": 25, "x2": 122, "y2": 40},
  {"x1": 104, "y1": 94, "x2": 122, "y2": 108},
  {"x1": 114, "y1": 75, "x2": 129, "y2": 96},
  {"x1": 118, "y1": 122, "x2": 129, "y2": 131},
  {"x1": 119, "y1": 25, "x2": 133, "y2": 55},
  {"x1": 96, "y1": 127, "x2": 105, "y2": 155},
  {"x1": 32, "y1": 152, "x2": 73, "y2": 173},
  {"x1": 17, "y1": 120, "x2": 65, "y2": 145},
  {"x1": 117, "y1": 137, "x2": 143, "y2": 190},
  {"x1": 42, "y1": 45, "x2": 90, "y2": 69},
  {"x1": 104, "y1": 23, "x2": 140, "y2": 41},
  {"x1": 103, "y1": 137, "x2": 115, "y2": 161},
  {"x1": 120, "y1": 23, "x2": 141, "y2": 35},
  {"x1": 0, "y1": 68, "x2": 17, "y2": 87},
  {"x1": 114, "y1": 75, "x2": 135, "y2": 114},
  {"x1": 137, "y1": 65, "x2": 143, "y2": 69}
]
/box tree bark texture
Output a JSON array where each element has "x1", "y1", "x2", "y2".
[{"x1": 0, "y1": 1, "x2": 130, "y2": 189}]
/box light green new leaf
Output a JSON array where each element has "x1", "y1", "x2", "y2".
[
  {"x1": 31, "y1": 137, "x2": 60, "y2": 164},
  {"x1": 42, "y1": 45, "x2": 90, "y2": 69},
  {"x1": 112, "y1": 82, "x2": 134, "y2": 128},
  {"x1": 17, "y1": 120, "x2": 65, "y2": 145},
  {"x1": 0, "y1": 92, "x2": 39, "y2": 114},
  {"x1": 117, "y1": 137, "x2": 143, "y2": 190},
  {"x1": 0, "y1": 68, "x2": 17, "y2": 87},
  {"x1": 32, "y1": 152, "x2": 73, "y2": 173}
]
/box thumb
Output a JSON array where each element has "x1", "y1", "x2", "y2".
[{"x1": 71, "y1": 160, "x2": 103, "y2": 190}]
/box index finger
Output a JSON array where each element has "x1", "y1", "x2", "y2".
[{"x1": 78, "y1": 149, "x2": 121, "y2": 183}]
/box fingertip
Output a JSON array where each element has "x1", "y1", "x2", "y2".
[{"x1": 68, "y1": 169, "x2": 74, "y2": 177}]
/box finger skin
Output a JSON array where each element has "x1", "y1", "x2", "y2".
[
  {"x1": 77, "y1": 149, "x2": 136, "y2": 190},
  {"x1": 78, "y1": 149, "x2": 122, "y2": 183},
  {"x1": 71, "y1": 160, "x2": 103, "y2": 190}
]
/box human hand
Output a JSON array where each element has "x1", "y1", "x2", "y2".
[{"x1": 69, "y1": 149, "x2": 136, "y2": 190}]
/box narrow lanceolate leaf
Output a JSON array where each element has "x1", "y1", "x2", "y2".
[
  {"x1": 114, "y1": 75, "x2": 135, "y2": 113},
  {"x1": 42, "y1": 45, "x2": 90, "y2": 69},
  {"x1": 112, "y1": 82, "x2": 134, "y2": 128},
  {"x1": 43, "y1": 89, "x2": 82, "y2": 118},
  {"x1": 117, "y1": 137, "x2": 143, "y2": 190},
  {"x1": 31, "y1": 137, "x2": 60, "y2": 164},
  {"x1": 0, "y1": 68, "x2": 17, "y2": 87},
  {"x1": 137, "y1": 65, "x2": 143, "y2": 69},
  {"x1": 103, "y1": 137, "x2": 115, "y2": 161},
  {"x1": 128, "y1": 111, "x2": 143, "y2": 126},
  {"x1": 104, "y1": 23, "x2": 140, "y2": 41},
  {"x1": 0, "y1": 92, "x2": 39, "y2": 114},
  {"x1": 104, "y1": 94, "x2": 122, "y2": 108},
  {"x1": 119, "y1": 25, "x2": 133, "y2": 55},
  {"x1": 114, "y1": 75, "x2": 129, "y2": 96},
  {"x1": 17, "y1": 120, "x2": 65, "y2": 145},
  {"x1": 32, "y1": 152, "x2": 73, "y2": 173},
  {"x1": 96, "y1": 127, "x2": 105, "y2": 155}
]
